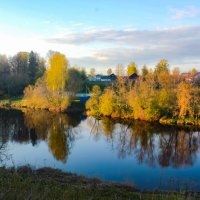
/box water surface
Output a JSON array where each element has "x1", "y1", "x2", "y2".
[{"x1": 0, "y1": 109, "x2": 200, "y2": 191}]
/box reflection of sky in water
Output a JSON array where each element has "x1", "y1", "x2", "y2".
[{"x1": 0, "y1": 109, "x2": 200, "y2": 191}]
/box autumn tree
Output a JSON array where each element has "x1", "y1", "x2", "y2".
[
  {"x1": 107, "y1": 68, "x2": 112, "y2": 75},
  {"x1": 86, "y1": 85, "x2": 101, "y2": 116},
  {"x1": 127, "y1": 62, "x2": 138, "y2": 76},
  {"x1": 46, "y1": 52, "x2": 68, "y2": 96},
  {"x1": 115, "y1": 64, "x2": 124, "y2": 77},
  {"x1": 191, "y1": 68, "x2": 197, "y2": 75},
  {"x1": 141, "y1": 65, "x2": 149, "y2": 77},
  {"x1": 177, "y1": 82, "x2": 192, "y2": 117},
  {"x1": 155, "y1": 59, "x2": 169, "y2": 75},
  {"x1": 90, "y1": 68, "x2": 95, "y2": 77},
  {"x1": 99, "y1": 88, "x2": 114, "y2": 116}
]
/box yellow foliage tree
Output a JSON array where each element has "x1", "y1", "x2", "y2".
[
  {"x1": 46, "y1": 53, "x2": 68, "y2": 96},
  {"x1": 99, "y1": 88, "x2": 114, "y2": 116},
  {"x1": 177, "y1": 82, "x2": 192, "y2": 117},
  {"x1": 127, "y1": 62, "x2": 138, "y2": 76}
]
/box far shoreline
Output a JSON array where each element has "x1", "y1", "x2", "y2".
[{"x1": 0, "y1": 99, "x2": 200, "y2": 128}]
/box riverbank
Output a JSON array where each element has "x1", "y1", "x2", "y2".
[
  {"x1": 0, "y1": 98, "x2": 86, "y2": 113},
  {"x1": 1, "y1": 98, "x2": 200, "y2": 127},
  {"x1": 0, "y1": 166, "x2": 199, "y2": 200}
]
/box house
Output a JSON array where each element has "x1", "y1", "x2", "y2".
[
  {"x1": 109, "y1": 73, "x2": 117, "y2": 81},
  {"x1": 181, "y1": 72, "x2": 193, "y2": 82},
  {"x1": 193, "y1": 72, "x2": 200, "y2": 80},
  {"x1": 181, "y1": 72, "x2": 200, "y2": 83},
  {"x1": 88, "y1": 73, "x2": 117, "y2": 82},
  {"x1": 129, "y1": 73, "x2": 138, "y2": 81}
]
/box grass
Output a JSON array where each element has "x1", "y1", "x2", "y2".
[
  {"x1": 0, "y1": 166, "x2": 200, "y2": 200},
  {"x1": 0, "y1": 96, "x2": 22, "y2": 108}
]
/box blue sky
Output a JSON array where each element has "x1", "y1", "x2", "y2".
[{"x1": 0, "y1": 0, "x2": 200, "y2": 72}]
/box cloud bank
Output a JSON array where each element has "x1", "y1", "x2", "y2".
[{"x1": 45, "y1": 26, "x2": 200, "y2": 71}]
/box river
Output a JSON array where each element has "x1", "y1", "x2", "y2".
[{"x1": 0, "y1": 108, "x2": 200, "y2": 191}]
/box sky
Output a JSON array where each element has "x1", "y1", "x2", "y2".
[{"x1": 0, "y1": 0, "x2": 200, "y2": 73}]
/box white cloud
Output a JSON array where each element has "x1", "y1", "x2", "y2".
[
  {"x1": 1, "y1": 25, "x2": 200, "y2": 73},
  {"x1": 171, "y1": 6, "x2": 199, "y2": 20}
]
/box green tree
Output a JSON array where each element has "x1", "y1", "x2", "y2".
[
  {"x1": 28, "y1": 51, "x2": 39, "y2": 84},
  {"x1": 67, "y1": 67, "x2": 87, "y2": 95}
]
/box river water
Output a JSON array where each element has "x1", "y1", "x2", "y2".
[{"x1": 0, "y1": 109, "x2": 200, "y2": 191}]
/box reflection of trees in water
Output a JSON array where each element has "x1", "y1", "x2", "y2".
[
  {"x1": 159, "y1": 130, "x2": 199, "y2": 168},
  {"x1": 23, "y1": 110, "x2": 81, "y2": 163},
  {"x1": 0, "y1": 141, "x2": 8, "y2": 164},
  {"x1": 0, "y1": 109, "x2": 82, "y2": 163},
  {"x1": 88, "y1": 117, "x2": 200, "y2": 168}
]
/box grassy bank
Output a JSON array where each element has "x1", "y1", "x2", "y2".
[
  {"x1": 0, "y1": 96, "x2": 22, "y2": 108},
  {"x1": 0, "y1": 166, "x2": 199, "y2": 200},
  {"x1": 0, "y1": 97, "x2": 86, "y2": 113}
]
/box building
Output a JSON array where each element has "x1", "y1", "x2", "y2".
[{"x1": 88, "y1": 74, "x2": 117, "y2": 82}]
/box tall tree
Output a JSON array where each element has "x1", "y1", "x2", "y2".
[
  {"x1": 67, "y1": 67, "x2": 87, "y2": 95},
  {"x1": 0, "y1": 55, "x2": 10, "y2": 95},
  {"x1": 11, "y1": 52, "x2": 29, "y2": 74},
  {"x1": 46, "y1": 53, "x2": 68, "y2": 96},
  {"x1": 115, "y1": 64, "x2": 124, "y2": 77},
  {"x1": 28, "y1": 51, "x2": 39, "y2": 84},
  {"x1": 141, "y1": 65, "x2": 149, "y2": 77},
  {"x1": 90, "y1": 68, "x2": 95, "y2": 77},
  {"x1": 127, "y1": 62, "x2": 138, "y2": 76},
  {"x1": 155, "y1": 59, "x2": 169, "y2": 75}
]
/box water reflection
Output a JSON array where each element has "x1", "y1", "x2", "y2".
[
  {"x1": 87, "y1": 117, "x2": 200, "y2": 168},
  {"x1": 0, "y1": 109, "x2": 81, "y2": 163},
  {"x1": 0, "y1": 109, "x2": 200, "y2": 169}
]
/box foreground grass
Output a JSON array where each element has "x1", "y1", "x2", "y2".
[{"x1": 0, "y1": 167, "x2": 200, "y2": 200}]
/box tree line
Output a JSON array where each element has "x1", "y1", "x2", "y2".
[
  {"x1": 86, "y1": 59, "x2": 200, "y2": 125},
  {"x1": 0, "y1": 51, "x2": 45, "y2": 96}
]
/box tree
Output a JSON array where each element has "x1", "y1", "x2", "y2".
[
  {"x1": 99, "y1": 88, "x2": 114, "y2": 116},
  {"x1": 35, "y1": 57, "x2": 46, "y2": 80},
  {"x1": 0, "y1": 55, "x2": 10, "y2": 95},
  {"x1": 10, "y1": 52, "x2": 29, "y2": 74},
  {"x1": 191, "y1": 68, "x2": 197, "y2": 75},
  {"x1": 28, "y1": 51, "x2": 39, "y2": 84},
  {"x1": 115, "y1": 64, "x2": 124, "y2": 77},
  {"x1": 46, "y1": 52, "x2": 68, "y2": 96},
  {"x1": 90, "y1": 68, "x2": 95, "y2": 77},
  {"x1": 86, "y1": 85, "x2": 101, "y2": 116},
  {"x1": 127, "y1": 62, "x2": 138, "y2": 76},
  {"x1": 177, "y1": 82, "x2": 192, "y2": 117},
  {"x1": 141, "y1": 65, "x2": 149, "y2": 77},
  {"x1": 107, "y1": 68, "x2": 112, "y2": 75},
  {"x1": 155, "y1": 59, "x2": 169, "y2": 75},
  {"x1": 67, "y1": 67, "x2": 87, "y2": 95}
]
